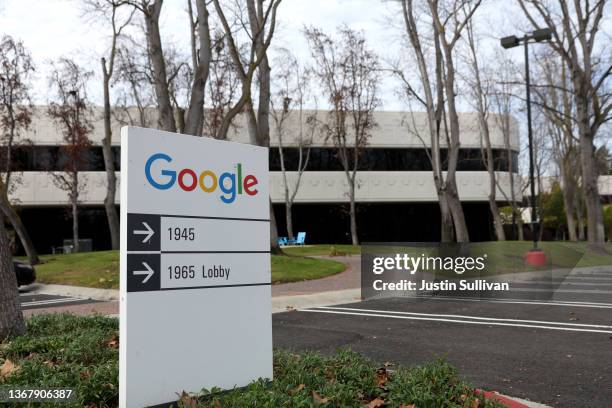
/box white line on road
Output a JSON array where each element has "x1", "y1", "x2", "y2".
[
  {"x1": 21, "y1": 297, "x2": 84, "y2": 307},
  {"x1": 563, "y1": 276, "x2": 612, "y2": 281},
  {"x1": 512, "y1": 281, "x2": 612, "y2": 286},
  {"x1": 501, "y1": 287, "x2": 612, "y2": 294},
  {"x1": 298, "y1": 308, "x2": 612, "y2": 334},
  {"x1": 315, "y1": 306, "x2": 612, "y2": 329},
  {"x1": 415, "y1": 296, "x2": 612, "y2": 309}
]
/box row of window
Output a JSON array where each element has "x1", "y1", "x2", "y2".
[
  {"x1": 1, "y1": 146, "x2": 518, "y2": 173},
  {"x1": 270, "y1": 148, "x2": 519, "y2": 172},
  {"x1": 1, "y1": 146, "x2": 121, "y2": 172}
]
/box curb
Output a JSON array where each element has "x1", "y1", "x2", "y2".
[
  {"x1": 272, "y1": 288, "x2": 360, "y2": 313},
  {"x1": 478, "y1": 390, "x2": 552, "y2": 408},
  {"x1": 26, "y1": 283, "x2": 119, "y2": 301}
]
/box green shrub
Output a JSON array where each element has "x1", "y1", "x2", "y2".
[
  {"x1": 0, "y1": 314, "x2": 118, "y2": 408},
  {"x1": 1, "y1": 315, "x2": 503, "y2": 408},
  {"x1": 194, "y1": 350, "x2": 504, "y2": 408}
]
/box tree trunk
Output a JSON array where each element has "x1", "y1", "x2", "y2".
[
  {"x1": 560, "y1": 169, "x2": 578, "y2": 242},
  {"x1": 579, "y1": 127, "x2": 604, "y2": 245},
  {"x1": 485, "y1": 161, "x2": 505, "y2": 240},
  {"x1": 257, "y1": 58, "x2": 271, "y2": 147},
  {"x1": 144, "y1": 0, "x2": 176, "y2": 133},
  {"x1": 437, "y1": 191, "x2": 454, "y2": 242},
  {"x1": 564, "y1": 203, "x2": 578, "y2": 241},
  {"x1": 72, "y1": 178, "x2": 80, "y2": 253},
  {"x1": 101, "y1": 65, "x2": 120, "y2": 250},
  {"x1": 482, "y1": 116, "x2": 504, "y2": 241},
  {"x1": 489, "y1": 199, "x2": 505, "y2": 241},
  {"x1": 435, "y1": 10, "x2": 469, "y2": 243},
  {"x1": 0, "y1": 216, "x2": 25, "y2": 338},
  {"x1": 349, "y1": 183, "x2": 358, "y2": 245},
  {"x1": 285, "y1": 202, "x2": 294, "y2": 240},
  {"x1": 575, "y1": 190, "x2": 585, "y2": 241},
  {"x1": 269, "y1": 198, "x2": 282, "y2": 255},
  {"x1": 0, "y1": 188, "x2": 39, "y2": 265},
  {"x1": 184, "y1": 0, "x2": 211, "y2": 136},
  {"x1": 446, "y1": 188, "x2": 469, "y2": 242},
  {"x1": 175, "y1": 107, "x2": 186, "y2": 134}
]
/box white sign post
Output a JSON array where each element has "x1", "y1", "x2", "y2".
[{"x1": 119, "y1": 127, "x2": 272, "y2": 407}]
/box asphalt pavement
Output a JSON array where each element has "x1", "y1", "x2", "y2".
[{"x1": 273, "y1": 266, "x2": 612, "y2": 408}]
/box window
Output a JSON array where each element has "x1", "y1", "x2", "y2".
[{"x1": 270, "y1": 147, "x2": 518, "y2": 172}]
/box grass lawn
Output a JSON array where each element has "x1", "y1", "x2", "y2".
[
  {"x1": 0, "y1": 314, "x2": 504, "y2": 408},
  {"x1": 286, "y1": 241, "x2": 612, "y2": 276},
  {"x1": 27, "y1": 250, "x2": 346, "y2": 289},
  {"x1": 283, "y1": 244, "x2": 361, "y2": 256}
]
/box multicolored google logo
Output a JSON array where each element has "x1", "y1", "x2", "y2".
[{"x1": 144, "y1": 153, "x2": 259, "y2": 204}]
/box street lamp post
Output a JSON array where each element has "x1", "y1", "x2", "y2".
[{"x1": 501, "y1": 28, "x2": 551, "y2": 265}]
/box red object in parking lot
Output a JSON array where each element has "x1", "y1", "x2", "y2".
[{"x1": 524, "y1": 249, "x2": 547, "y2": 267}]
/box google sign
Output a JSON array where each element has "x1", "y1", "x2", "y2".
[{"x1": 144, "y1": 153, "x2": 259, "y2": 204}]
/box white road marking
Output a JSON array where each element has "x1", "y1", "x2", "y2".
[
  {"x1": 414, "y1": 295, "x2": 612, "y2": 309},
  {"x1": 512, "y1": 281, "x2": 612, "y2": 286},
  {"x1": 21, "y1": 297, "x2": 84, "y2": 307},
  {"x1": 563, "y1": 276, "x2": 612, "y2": 281},
  {"x1": 298, "y1": 308, "x2": 612, "y2": 334},
  {"x1": 315, "y1": 306, "x2": 612, "y2": 329}
]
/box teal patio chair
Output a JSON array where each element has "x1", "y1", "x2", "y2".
[{"x1": 294, "y1": 232, "x2": 306, "y2": 245}]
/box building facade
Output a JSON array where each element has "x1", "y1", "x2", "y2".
[{"x1": 5, "y1": 108, "x2": 521, "y2": 253}]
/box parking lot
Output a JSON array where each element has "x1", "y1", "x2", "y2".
[{"x1": 273, "y1": 266, "x2": 612, "y2": 407}]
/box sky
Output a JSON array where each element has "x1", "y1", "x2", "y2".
[{"x1": 0, "y1": 0, "x2": 526, "y2": 111}]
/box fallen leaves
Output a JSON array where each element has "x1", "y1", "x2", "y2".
[
  {"x1": 0, "y1": 359, "x2": 18, "y2": 379},
  {"x1": 106, "y1": 334, "x2": 119, "y2": 349},
  {"x1": 312, "y1": 391, "x2": 328, "y2": 404},
  {"x1": 399, "y1": 405, "x2": 415, "y2": 408},
  {"x1": 367, "y1": 397, "x2": 385, "y2": 407},
  {"x1": 376, "y1": 367, "x2": 389, "y2": 388},
  {"x1": 289, "y1": 383, "x2": 305, "y2": 395}
]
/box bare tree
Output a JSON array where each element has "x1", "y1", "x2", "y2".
[
  {"x1": 393, "y1": 0, "x2": 480, "y2": 242},
  {"x1": 113, "y1": 45, "x2": 156, "y2": 127},
  {"x1": 47, "y1": 59, "x2": 93, "y2": 253},
  {"x1": 203, "y1": 29, "x2": 240, "y2": 139},
  {"x1": 518, "y1": 0, "x2": 611, "y2": 245},
  {"x1": 183, "y1": 0, "x2": 212, "y2": 136},
  {"x1": 114, "y1": 0, "x2": 283, "y2": 251},
  {"x1": 0, "y1": 217, "x2": 24, "y2": 337},
  {"x1": 0, "y1": 35, "x2": 39, "y2": 264},
  {"x1": 212, "y1": 0, "x2": 282, "y2": 142},
  {"x1": 305, "y1": 26, "x2": 380, "y2": 245},
  {"x1": 490, "y1": 51, "x2": 524, "y2": 240},
  {"x1": 124, "y1": 0, "x2": 175, "y2": 131},
  {"x1": 271, "y1": 48, "x2": 315, "y2": 240},
  {"x1": 533, "y1": 51, "x2": 581, "y2": 241},
  {"x1": 213, "y1": 0, "x2": 283, "y2": 253},
  {"x1": 465, "y1": 21, "x2": 505, "y2": 241},
  {"x1": 82, "y1": 0, "x2": 135, "y2": 250},
  {"x1": 427, "y1": 0, "x2": 480, "y2": 242},
  {"x1": 165, "y1": 46, "x2": 193, "y2": 133}
]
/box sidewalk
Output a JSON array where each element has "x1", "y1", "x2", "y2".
[{"x1": 272, "y1": 255, "x2": 360, "y2": 296}]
